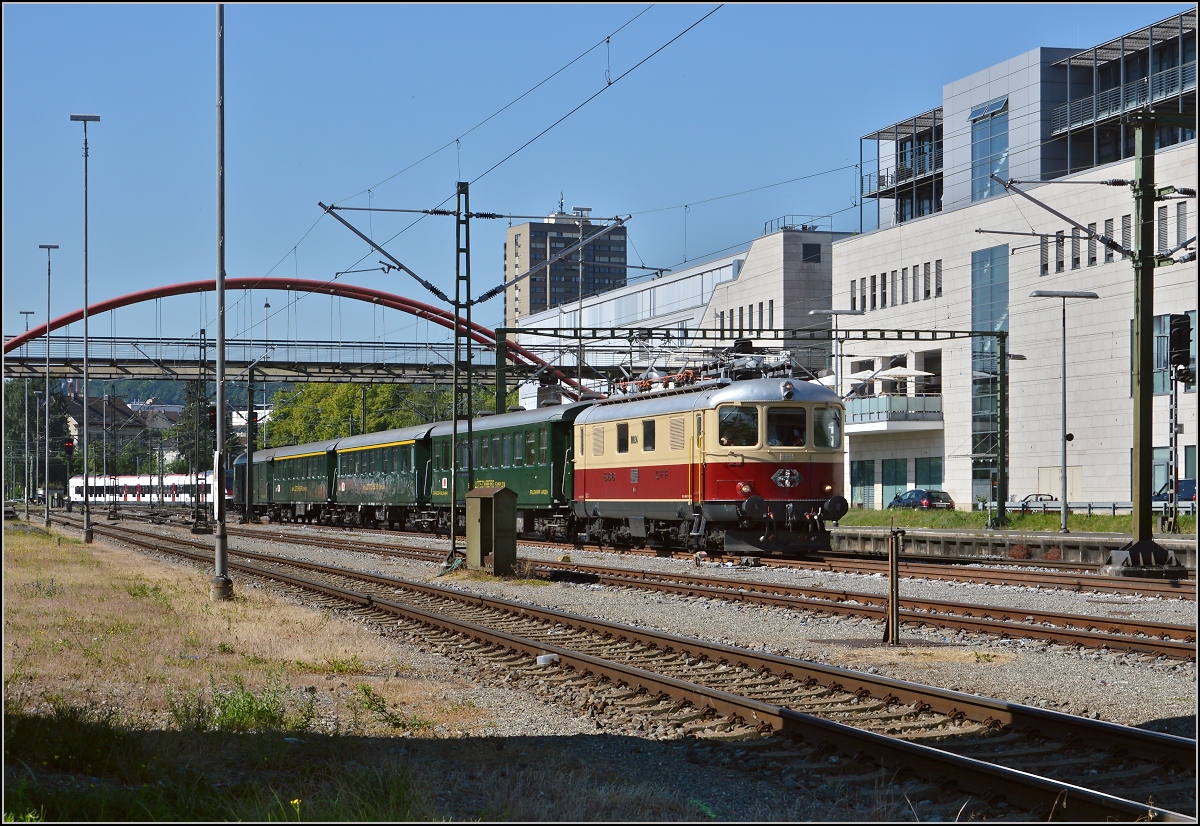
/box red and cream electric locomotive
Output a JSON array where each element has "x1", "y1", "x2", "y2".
[{"x1": 571, "y1": 376, "x2": 848, "y2": 554}]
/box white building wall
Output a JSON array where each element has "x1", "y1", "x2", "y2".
[
  {"x1": 515, "y1": 228, "x2": 849, "y2": 407},
  {"x1": 834, "y1": 141, "x2": 1197, "y2": 509}
]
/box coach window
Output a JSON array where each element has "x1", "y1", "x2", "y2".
[
  {"x1": 766, "y1": 408, "x2": 806, "y2": 447},
  {"x1": 718, "y1": 406, "x2": 758, "y2": 446},
  {"x1": 526, "y1": 430, "x2": 537, "y2": 465},
  {"x1": 492, "y1": 435, "x2": 501, "y2": 467},
  {"x1": 813, "y1": 406, "x2": 842, "y2": 449},
  {"x1": 481, "y1": 434, "x2": 491, "y2": 468},
  {"x1": 513, "y1": 431, "x2": 524, "y2": 466},
  {"x1": 503, "y1": 433, "x2": 513, "y2": 467},
  {"x1": 617, "y1": 423, "x2": 630, "y2": 453},
  {"x1": 539, "y1": 427, "x2": 548, "y2": 464},
  {"x1": 642, "y1": 420, "x2": 655, "y2": 451}
]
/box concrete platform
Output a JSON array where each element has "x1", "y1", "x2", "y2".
[{"x1": 831, "y1": 526, "x2": 1196, "y2": 570}]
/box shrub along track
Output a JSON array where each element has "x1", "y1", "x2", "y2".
[
  {"x1": 58, "y1": 515, "x2": 1197, "y2": 822},
  {"x1": 219, "y1": 524, "x2": 1197, "y2": 659}
]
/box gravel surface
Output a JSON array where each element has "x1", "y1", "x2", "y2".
[{"x1": 230, "y1": 525, "x2": 1197, "y2": 740}]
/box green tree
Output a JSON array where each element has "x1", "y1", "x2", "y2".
[
  {"x1": 265, "y1": 382, "x2": 508, "y2": 448},
  {"x1": 166, "y1": 384, "x2": 241, "y2": 474},
  {"x1": 3, "y1": 378, "x2": 70, "y2": 497}
]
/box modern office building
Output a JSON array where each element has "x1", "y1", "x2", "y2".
[
  {"x1": 837, "y1": 8, "x2": 1196, "y2": 510},
  {"x1": 502, "y1": 204, "x2": 629, "y2": 329},
  {"x1": 512, "y1": 218, "x2": 851, "y2": 408}
]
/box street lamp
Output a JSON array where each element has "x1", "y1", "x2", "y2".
[
  {"x1": 808, "y1": 309, "x2": 865, "y2": 398},
  {"x1": 33, "y1": 391, "x2": 43, "y2": 514},
  {"x1": 102, "y1": 385, "x2": 108, "y2": 504},
  {"x1": 263, "y1": 299, "x2": 270, "y2": 449},
  {"x1": 20, "y1": 310, "x2": 34, "y2": 520},
  {"x1": 39, "y1": 245, "x2": 58, "y2": 526},
  {"x1": 1030, "y1": 290, "x2": 1099, "y2": 533},
  {"x1": 71, "y1": 112, "x2": 99, "y2": 543}
]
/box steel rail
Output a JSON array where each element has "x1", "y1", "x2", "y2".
[
  {"x1": 225, "y1": 525, "x2": 1197, "y2": 656},
  {"x1": 70, "y1": 515, "x2": 1195, "y2": 822},
  {"x1": 236, "y1": 519, "x2": 1197, "y2": 598}
]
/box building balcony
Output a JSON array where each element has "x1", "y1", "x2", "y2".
[
  {"x1": 861, "y1": 147, "x2": 943, "y2": 198},
  {"x1": 1051, "y1": 61, "x2": 1196, "y2": 135},
  {"x1": 845, "y1": 393, "x2": 944, "y2": 434}
]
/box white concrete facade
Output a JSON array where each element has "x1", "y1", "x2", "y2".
[
  {"x1": 834, "y1": 142, "x2": 1196, "y2": 510},
  {"x1": 513, "y1": 226, "x2": 850, "y2": 408}
]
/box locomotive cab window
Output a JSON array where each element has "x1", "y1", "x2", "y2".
[
  {"x1": 617, "y1": 423, "x2": 630, "y2": 453},
  {"x1": 813, "y1": 406, "x2": 843, "y2": 449},
  {"x1": 767, "y1": 408, "x2": 806, "y2": 447},
  {"x1": 718, "y1": 405, "x2": 759, "y2": 447},
  {"x1": 642, "y1": 420, "x2": 655, "y2": 451}
]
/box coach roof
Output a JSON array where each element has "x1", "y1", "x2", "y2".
[{"x1": 430, "y1": 400, "x2": 593, "y2": 438}]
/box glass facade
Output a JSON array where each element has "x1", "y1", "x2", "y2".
[
  {"x1": 971, "y1": 245, "x2": 1009, "y2": 504},
  {"x1": 850, "y1": 459, "x2": 875, "y2": 509},
  {"x1": 971, "y1": 103, "x2": 1008, "y2": 201}
]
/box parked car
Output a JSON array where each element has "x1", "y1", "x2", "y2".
[
  {"x1": 888, "y1": 489, "x2": 955, "y2": 510},
  {"x1": 1152, "y1": 479, "x2": 1197, "y2": 502},
  {"x1": 1020, "y1": 493, "x2": 1056, "y2": 503}
]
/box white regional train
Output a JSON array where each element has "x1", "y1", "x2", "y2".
[{"x1": 67, "y1": 470, "x2": 233, "y2": 509}]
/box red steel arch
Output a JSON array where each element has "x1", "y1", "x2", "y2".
[{"x1": 4, "y1": 277, "x2": 581, "y2": 391}]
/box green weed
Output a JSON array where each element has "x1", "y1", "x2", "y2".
[{"x1": 356, "y1": 684, "x2": 433, "y2": 731}]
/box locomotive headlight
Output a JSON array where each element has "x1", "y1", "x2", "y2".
[
  {"x1": 737, "y1": 482, "x2": 754, "y2": 496},
  {"x1": 824, "y1": 484, "x2": 833, "y2": 493},
  {"x1": 781, "y1": 380, "x2": 795, "y2": 400}
]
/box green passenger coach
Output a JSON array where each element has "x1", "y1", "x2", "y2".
[
  {"x1": 429, "y1": 402, "x2": 592, "y2": 538},
  {"x1": 329, "y1": 424, "x2": 435, "y2": 528}
]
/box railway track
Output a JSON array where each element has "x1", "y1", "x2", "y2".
[
  {"x1": 219, "y1": 524, "x2": 1197, "y2": 659},
  {"x1": 59, "y1": 514, "x2": 1197, "y2": 822},
  {"x1": 227, "y1": 517, "x2": 1196, "y2": 599}
]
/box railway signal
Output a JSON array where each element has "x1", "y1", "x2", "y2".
[
  {"x1": 63, "y1": 439, "x2": 74, "y2": 461},
  {"x1": 1168, "y1": 313, "x2": 1191, "y2": 368}
]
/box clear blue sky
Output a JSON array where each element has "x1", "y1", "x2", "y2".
[{"x1": 3, "y1": 3, "x2": 1191, "y2": 353}]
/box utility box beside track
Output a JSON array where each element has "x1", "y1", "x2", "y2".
[{"x1": 466, "y1": 486, "x2": 517, "y2": 576}]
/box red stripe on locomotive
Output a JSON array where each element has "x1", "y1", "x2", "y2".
[{"x1": 575, "y1": 457, "x2": 840, "y2": 503}]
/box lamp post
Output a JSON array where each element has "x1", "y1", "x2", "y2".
[
  {"x1": 263, "y1": 298, "x2": 270, "y2": 449},
  {"x1": 102, "y1": 385, "x2": 108, "y2": 504},
  {"x1": 71, "y1": 113, "x2": 99, "y2": 542},
  {"x1": 33, "y1": 391, "x2": 43, "y2": 515},
  {"x1": 808, "y1": 308, "x2": 865, "y2": 398},
  {"x1": 1030, "y1": 290, "x2": 1099, "y2": 533},
  {"x1": 20, "y1": 310, "x2": 33, "y2": 520},
  {"x1": 38, "y1": 245, "x2": 58, "y2": 526}
]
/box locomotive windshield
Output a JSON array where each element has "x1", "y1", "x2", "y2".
[
  {"x1": 718, "y1": 405, "x2": 759, "y2": 446},
  {"x1": 766, "y1": 408, "x2": 806, "y2": 447},
  {"x1": 813, "y1": 406, "x2": 842, "y2": 448}
]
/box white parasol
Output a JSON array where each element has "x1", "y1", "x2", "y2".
[{"x1": 876, "y1": 366, "x2": 934, "y2": 380}]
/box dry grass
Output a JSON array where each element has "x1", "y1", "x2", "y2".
[
  {"x1": 822, "y1": 644, "x2": 1017, "y2": 669},
  {"x1": 5, "y1": 521, "x2": 826, "y2": 821}
]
